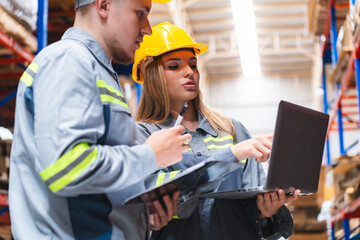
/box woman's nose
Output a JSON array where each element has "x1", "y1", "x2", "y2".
[{"x1": 184, "y1": 65, "x2": 194, "y2": 78}]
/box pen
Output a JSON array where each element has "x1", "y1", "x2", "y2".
[{"x1": 173, "y1": 102, "x2": 188, "y2": 127}]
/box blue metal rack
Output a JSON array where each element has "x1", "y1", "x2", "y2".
[
  {"x1": 321, "y1": 0, "x2": 360, "y2": 239},
  {"x1": 37, "y1": 0, "x2": 49, "y2": 53},
  {"x1": 322, "y1": 0, "x2": 360, "y2": 164}
]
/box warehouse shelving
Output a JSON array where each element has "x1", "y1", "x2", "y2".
[
  {"x1": 0, "y1": 0, "x2": 75, "y2": 128},
  {"x1": 331, "y1": 196, "x2": 360, "y2": 239},
  {"x1": 318, "y1": 0, "x2": 360, "y2": 239}
]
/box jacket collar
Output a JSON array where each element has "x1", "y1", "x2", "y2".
[
  {"x1": 62, "y1": 27, "x2": 115, "y2": 73},
  {"x1": 157, "y1": 112, "x2": 218, "y2": 137},
  {"x1": 196, "y1": 113, "x2": 218, "y2": 137}
]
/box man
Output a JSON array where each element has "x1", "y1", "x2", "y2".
[{"x1": 9, "y1": 0, "x2": 191, "y2": 239}]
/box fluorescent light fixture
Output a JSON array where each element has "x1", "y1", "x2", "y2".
[{"x1": 231, "y1": 0, "x2": 261, "y2": 77}]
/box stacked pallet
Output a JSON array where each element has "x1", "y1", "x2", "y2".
[
  {"x1": 332, "y1": 156, "x2": 360, "y2": 210},
  {"x1": 0, "y1": 4, "x2": 36, "y2": 52},
  {"x1": 330, "y1": 155, "x2": 360, "y2": 238},
  {"x1": 307, "y1": 0, "x2": 349, "y2": 36}
]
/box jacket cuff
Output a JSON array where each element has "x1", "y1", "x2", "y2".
[
  {"x1": 260, "y1": 205, "x2": 294, "y2": 240},
  {"x1": 244, "y1": 200, "x2": 293, "y2": 240}
]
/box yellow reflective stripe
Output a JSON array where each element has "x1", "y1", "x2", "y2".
[
  {"x1": 203, "y1": 135, "x2": 234, "y2": 143},
  {"x1": 20, "y1": 71, "x2": 33, "y2": 87},
  {"x1": 100, "y1": 95, "x2": 129, "y2": 109},
  {"x1": 40, "y1": 143, "x2": 91, "y2": 181},
  {"x1": 206, "y1": 143, "x2": 234, "y2": 150},
  {"x1": 28, "y1": 62, "x2": 38, "y2": 73},
  {"x1": 169, "y1": 170, "x2": 181, "y2": 180},
  {"x1": 49, "y1": 147, "x2": 98, "y2": 193},
  {"x1": 155, "y1": 172, "x2": 165, "y2": 186},
  {"x1": 96, "y1": 80, "x2": 124, "y2": 98},
  {"x1": 241, "y1": 158, "x2": 247, "y2": 163},
  {"x1": 173, "y1": 215, "x2": 179, "y2": 219}
]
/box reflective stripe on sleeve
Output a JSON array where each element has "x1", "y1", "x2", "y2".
[
  {"x1": 28, "y1": 61, "x2": 39, "y2": 73},
  {"x1": 96, "y1": 80, "x2": 129, "y2": 109},
  {"x1": 20, "y1": 62, "x2": 38, "y2": 87},
  {"x1": 39, "y1": 143, "x2": 98, "y2": 193}
]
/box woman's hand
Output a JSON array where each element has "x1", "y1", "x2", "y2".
[
  {"x1": 148, "y1": 190, "x2": 180, "y2": 230},
  {"x1": 231, "y1": 135, "x2": 273, "y2": 163},
  {"x1": 257, "y1": 189, "x2": 300, "y2": 219}
]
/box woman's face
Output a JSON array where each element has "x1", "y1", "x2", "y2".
[{"x1": 161, "y1": 50, "x2": 200, "y2": 105}]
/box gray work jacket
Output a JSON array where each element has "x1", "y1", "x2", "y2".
[
  {"x1": 9, "y1": 27, "x2": 157, "y2": 240},
  {"x1": 137, "y1": 113, "x2": 293, "y2": 240}
]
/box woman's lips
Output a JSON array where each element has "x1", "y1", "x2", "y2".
[{"x1": 183, "y1": 81, "x2": 196, "y2": 88}]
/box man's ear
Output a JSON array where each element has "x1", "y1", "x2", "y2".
[{"x1": 94, "y1": 0, "x2": 110, "y2": 18}]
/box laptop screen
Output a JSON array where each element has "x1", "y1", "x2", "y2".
[{"x1": 266, "y1": 100, "x2": 329, "y2": 193}]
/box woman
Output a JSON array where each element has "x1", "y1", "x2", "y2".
[{"x1": 133, "y1": 22, "x2": 299, "y2": 240}]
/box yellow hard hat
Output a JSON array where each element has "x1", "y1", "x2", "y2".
[{"x1": 132, "y1": 22, "x2": 208, "y2": 83}]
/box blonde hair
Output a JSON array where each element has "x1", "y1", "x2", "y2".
[{"x1": 135, "y1": 58, "x2": 236, "y2": 141}]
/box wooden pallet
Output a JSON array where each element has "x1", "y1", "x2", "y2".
[
  {"x1": 0, "y1": 5, "x2": 36, "y2": 52},
  {"x1": 332, "y1": 161, "x2": 360, "y2": 210}
]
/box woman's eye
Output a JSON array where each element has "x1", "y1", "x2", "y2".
[
  {"x1": 168, "y1": 65, "x2": 179, "y2": 70},
  {"x1": 190, "y1": 64, "x2": 197, "y2": 69}
]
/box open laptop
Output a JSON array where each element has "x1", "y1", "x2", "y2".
[{"x1": 200, "y1": 100, "x2": 329, "y2": 200}]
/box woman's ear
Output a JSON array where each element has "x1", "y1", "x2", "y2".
[{"x1": 94, "y1": 0, "x2": 110, "y2": 18}]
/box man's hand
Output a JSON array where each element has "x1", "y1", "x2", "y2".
[
  {"x1": 257, "y1": 189, "x2": 301, "y2": 219},
  {"x1": 145, "y1": 125, "x2": 192, "y2": 167},
  {"x1": 149, "y1": 191, "x2": 180, "y2": 230},
  {"x1": 231, "y1": 135, "x2": 273, "y2": 163}
]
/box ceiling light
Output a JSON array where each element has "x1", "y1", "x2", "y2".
[{"x1": 231, "y1": 0, "x2": 261, "y2": 78}]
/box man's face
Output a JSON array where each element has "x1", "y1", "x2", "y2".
[{"x1": 106, "y1": 0, "x2": 152, "y2": 64}]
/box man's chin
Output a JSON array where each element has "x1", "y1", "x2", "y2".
[{"x1": 112, "y1": 55, "x2": 134, "y2": 65}]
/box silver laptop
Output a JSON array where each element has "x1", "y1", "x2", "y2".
[{"x1": 200, "y1": 100, "x2": 329, "y2": 199}]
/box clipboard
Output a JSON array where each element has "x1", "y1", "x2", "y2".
[{"x1": 124, "y1": 160, "x2": 242, "y2": 218}]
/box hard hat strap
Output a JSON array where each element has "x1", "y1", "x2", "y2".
[{"x1": 139, "y1": 56, "x2": 156, "y2": 78}]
